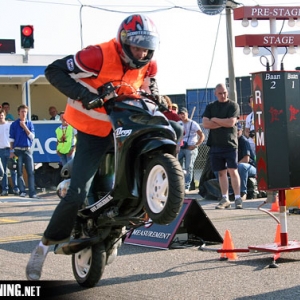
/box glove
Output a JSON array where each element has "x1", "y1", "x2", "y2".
[
  {"x1": 79, "y1": 89, "x2": 104, "y2": 110},
  {"x1": 149, "y1": 78, "x2": 161, "y2": 103}
]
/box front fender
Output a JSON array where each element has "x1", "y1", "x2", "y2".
[{"x1": 135, "y1": 137, "x2": 177, "y2": 157}]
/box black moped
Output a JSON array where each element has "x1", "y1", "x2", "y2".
[{"x1": 55, "y1": 82, "x2": 185, "y2": 287}]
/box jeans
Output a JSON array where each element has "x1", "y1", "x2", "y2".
[
  {"x1": 238, "y1": 163, "x2": 256, "y2": 194},
  {"x1": 43, "y1": 130, "x2": 114, "y2": 245},
  {"x1": 14, "y1": 149, "x2": 36, "y2": 197},
  {"x1": 0, "y1": 148, "x2": 18, "y2": 193},
  {"x1": 178, "y1": 147, "x2": 198, "y2": 190},
  {"x1": 60, "y1": 153, "x2": 74, "y2": 166}
]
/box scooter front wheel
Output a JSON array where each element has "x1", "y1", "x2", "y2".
[
  {"x1": 143, "y1": 153, "x2": 184, "y2": 225},
  {"x1": 72, "y1": 243, "x2": 106, "y2": 288}
]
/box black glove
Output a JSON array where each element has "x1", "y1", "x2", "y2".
[
  {"x1": 149, "y1": 78, "x2": 161, "y2": 104},
  {"x1": 79, "y1": 89, "x2": 104, "y2": 110}
]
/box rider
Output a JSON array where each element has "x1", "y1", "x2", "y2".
[{"x1": 26, "y1": 14, "x2": 160, "y2": 281}]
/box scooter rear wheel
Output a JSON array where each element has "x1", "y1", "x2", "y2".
[
  {"x1": 143, "y1": 153, "x2": 184, "y2": 225},
  {"x1": 72, "y1": 243, "x2": 106, "y2": 288}
]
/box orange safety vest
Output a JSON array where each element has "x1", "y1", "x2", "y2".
[{"x1": 64, "y1": 38, "x2": 149, "y2": 137}]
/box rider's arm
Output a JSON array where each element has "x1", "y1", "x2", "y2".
[
  {"x1": 44, "y1": 45, "x2": 104, "y2": 100},
  {"x1": 140, "y1": 60, "x2": 158, "y2": 94}
]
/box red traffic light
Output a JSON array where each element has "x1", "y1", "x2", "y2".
[
  {"x1": 22, "y1": 26, "x2": 33, "y2": 37},
  {"x1": 20, "y1": 25, "x2": 34, "y2": 49}
]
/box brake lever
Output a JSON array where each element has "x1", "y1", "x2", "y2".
[{"x1": 97, "y1": 82, "x2": 118, "y2": 100}]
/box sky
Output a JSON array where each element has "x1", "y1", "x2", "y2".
[{"x1": 1, "y1": 0, "x2": 300, "y2": 94}]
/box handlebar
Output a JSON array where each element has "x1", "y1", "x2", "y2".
[
  {"x1": 90, "y1": 81, "x2": 166, "y2": 111},
  {"x1": 86, "y1": 82, "x2": 118, "y2": 110}
]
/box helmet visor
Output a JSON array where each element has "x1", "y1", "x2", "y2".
[{"x1": 125, "y1": 31, "x2": 159, "y2": 50}]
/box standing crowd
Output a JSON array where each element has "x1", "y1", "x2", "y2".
[
  {"x1": 0, "y1": 104, "x2": 37, "y2": 198},
  {"x1": 0, "y1": 103, "x2": 78, "y2": 197}
]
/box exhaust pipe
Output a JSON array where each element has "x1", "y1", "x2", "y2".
[{"x1": 54, "y1": 236, "x2": 100, "y2": 255}]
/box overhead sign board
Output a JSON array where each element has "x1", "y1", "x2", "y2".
[
  {"x1": 234, "y1": 6, "x2": 300, "y2": 20},
  {"x1": 235, "y1": 34, "x2": 300, "y2": 47}
]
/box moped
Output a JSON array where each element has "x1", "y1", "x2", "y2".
[{"x1": 55, "y1": 82, "x2": 185, "y2": 287}]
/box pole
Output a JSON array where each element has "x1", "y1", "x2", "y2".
[
  {"x1": 190, "y1": 106, "x2": 196, "y2": 119},
  {"x1": 270, "y1": 19, "x2": 278, "y2": 71},
  {"x1": 226, "y1": 7, "x2": 237, "y2": 102}
]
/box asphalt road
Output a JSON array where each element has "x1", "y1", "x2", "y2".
[{"x1": 1, "y1": 189, "x2": 300, "y2": 299}]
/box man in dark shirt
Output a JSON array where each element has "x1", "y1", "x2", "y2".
[{"x1": 203, "y1": 83, "x2": 242, "y2": 209}]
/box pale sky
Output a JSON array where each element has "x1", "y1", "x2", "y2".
[{"x1": 1, "y1": 0, "x2": 300, "y2": 94}]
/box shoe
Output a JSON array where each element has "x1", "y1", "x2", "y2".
[
  {"x1": 235, "y1": 197, "x2": 243, "y2": 209},
  {"x1": 198, "y1": 194, "x2": 205, "y2": 201},
  {"x1": 30, "y1": 195, "x2": 40, "y2": 199},
  {"x1": 20, "y1": 192, "x2": 27, "y2": 197},
  {"x1": 241, "y1": 192, "x2": 247, "y2": 201},
  {"x1": 26, "y1": 245, "x2": 48, "y2": 281},
  {"x1": 13, "y1": 190, "x2": 20, "y2": 196},
  {"x1": 215, "y1": 197, "x2": 231, "y2": 209},
  {"x1": 1, "y1": 191, "x2": 8, "y2": 196}
]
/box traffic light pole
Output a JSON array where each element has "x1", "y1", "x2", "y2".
[{"x1": 23, "y1": 49, "x2": 29, "y2": 63}]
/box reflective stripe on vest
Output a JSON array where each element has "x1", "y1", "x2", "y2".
[{"x1": 64, "y1": 99, "x2": 112, "y2": 137}]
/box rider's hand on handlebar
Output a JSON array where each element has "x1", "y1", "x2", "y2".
[
  {"x1": 80, "y1": 90, "x2": 104, "y2": 110},
  {"x1": 149, "y1": 78, "x2": 161, "y2": 104}
]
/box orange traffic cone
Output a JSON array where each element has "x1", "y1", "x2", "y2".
[
  {"x1": 274, "y1": 223, "x2": 281, "y2": 244},
  {"x1": 220, "y1": 230, "x2": 238, "y2": 261},
  {"x1": 270, "y1": 193, "x2": 279, "y2": 212}
]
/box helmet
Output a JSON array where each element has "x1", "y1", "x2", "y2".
[{"x1": 116, "y1": 14, "x2": 159, "y2": 69}]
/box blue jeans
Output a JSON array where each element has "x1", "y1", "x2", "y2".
[
  {"x1": 238, "y1": 163, "x2": 256, "y2": 194},
  {"x1": 14, "y1": 149, "x2": 36, "y2": 197},
  {"x1": 178, "y1": 147, "x2": 198, "y2": 190},
  {"x1": 0, "y1": 148, "x2": 18, "y2": 193},
  {"x1": 60, "y1": 153, "x2": 74, "y2": 166},
  {"x1": 43, "y1": 130, "x2": 114, "y2": 244}
]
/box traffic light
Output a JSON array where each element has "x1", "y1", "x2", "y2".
[{"x1": 20, "y1": 25, "x2": 34, "y2": 49}]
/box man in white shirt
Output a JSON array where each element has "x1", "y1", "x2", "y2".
[{"x1": 178, "y1": 107, "x2": 205, "y2": 193}]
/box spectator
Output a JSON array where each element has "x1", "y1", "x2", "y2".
[
  {"x1": 171, "y1": 103, "x2": 178, "y2": 113},
  {"x1": 55, "y1": 111, "x2": 77, "y2": 166},
  {"x1": 48, "y1": 106, "x2": 60, "y2": 121},
  {"x1": 1, "y1": 102, "x2": 14, "y2": 121},
  {"x1": 202, "y1": 83, "x2": 243, "y2": 209},
  {"x1": 0, "y1": 109, "x2": 19, "y2": 196},
  {"x1": 244, "y1": 95, "x2": 255, "y2": 154},
  {"x1": 9, "y1": 104, "x2": 38, "y2": 198},
  {"x1": 237, "y1": 122, "x2": 256, "y2": 200},
  {"x1": 178, "y1": 107, "x2": 205, "y2": 193},
  {"x1": 162, "y1": 96, "x2": 181, "y2": 122},
  {"x1": 161, "y1": 95, "x2": 183, "y2": 153}
]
